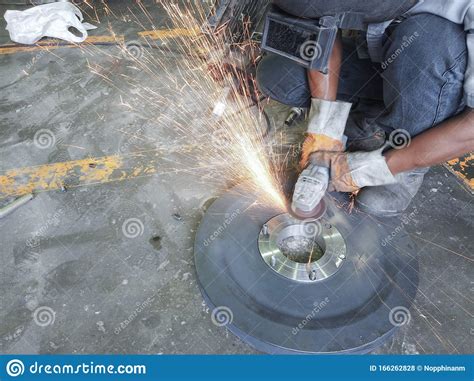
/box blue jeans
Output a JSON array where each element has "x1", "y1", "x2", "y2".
[{"x1": 256, "y1": 14, "x2": 467, "y2": 140}]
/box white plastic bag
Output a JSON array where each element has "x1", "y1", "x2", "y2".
[{"x1": 4, "y1": 2, "x2": 96, "y2": 44}]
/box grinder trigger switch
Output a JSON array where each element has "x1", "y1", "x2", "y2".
[{"x1": 291, "y1": 164, "x2": 329, "y2": 218}]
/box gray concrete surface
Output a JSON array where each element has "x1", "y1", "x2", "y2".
[{"x1": 0, "y1": 1, "x2": 472, "y2": 354}]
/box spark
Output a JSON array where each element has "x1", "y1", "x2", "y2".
[
  {"x1": 166, "y1": 2, "x2": 287, "y2": 207},
  {"x1": 96, "y1": 1, "x2": 288, "y2": 209},
  {"x1": 55, "y1": 1, "x2": 290, "y2": 209}
]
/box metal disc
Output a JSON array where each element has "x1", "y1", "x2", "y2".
[
  {"x1": 258, "y1": 213, "x2": 346, "y2": 283},
  {"x1": 194, "y1": 183, "x2": 419, "y2": 354}
]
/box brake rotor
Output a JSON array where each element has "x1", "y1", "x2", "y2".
[{"x1": 194, "y1": 183, "x2": 419, "y2": 354}]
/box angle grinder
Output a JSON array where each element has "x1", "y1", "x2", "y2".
[{"x1": 290, "y1": 165, "x2": 329, "y2": 220}]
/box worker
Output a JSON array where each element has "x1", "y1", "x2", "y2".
[{"x1": 257, "y1": 0, "x2": 474, "y2": 217}]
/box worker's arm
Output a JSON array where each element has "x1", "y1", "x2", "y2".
[
  {"x1": 292, "y1": 33, "x2": 352, "y2": 216},
  {"x1": 307, "y1": 32, "x2": 342, "y2": 101},
  {"x1": 299, "y1": 33, "x2": 351, "y2": 168},
  {"x1": 385, "y1": 108, "x2": 474, "y2": 174},
  {"x1": 309, "y1": 108, "x2": 474, "y2": 193}
]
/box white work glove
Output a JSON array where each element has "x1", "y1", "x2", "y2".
[
  {"x1": 308, "y1": 147, "x2": 397, "y2": 192},
  {"x1": 293, "y1": 98, "x2": 351, "y2": 214},
  {"x1": 300, "y1": 98, "x2": 352, "y2": 168}
]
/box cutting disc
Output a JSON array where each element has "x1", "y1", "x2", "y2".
[{"x1": 194, "y1": 183, "x2": 419, "y2": 354}]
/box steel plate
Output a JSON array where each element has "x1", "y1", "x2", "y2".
[{"x1": 194, "y1": 183, "x2": 419, "y2": 354}]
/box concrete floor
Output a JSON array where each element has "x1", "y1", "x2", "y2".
[{"x1": 0, "y1": 1, "x2": 473, "y2": 354}]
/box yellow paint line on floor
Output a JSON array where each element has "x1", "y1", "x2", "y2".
[
  {"x1": 0, "y1": 27, "x2": 197, "y2": 56},
  {"x1": 0, "y1": 148, "x2": 171, "y2": 199},
  {"x1": 87, "y1": 35, "x2": 126, "y2": 44},
  {"x1": 446, "y1": 153, "x2": 474, "y2": 192},
  {"x1": 0, "y1": 35, "x2": 125, "y2": 55},
  {"x1": 0, "y1": 156, "x2": 123, "y2": 198}
]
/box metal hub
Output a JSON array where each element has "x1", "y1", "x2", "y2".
[{"x1": 258, "y1": 214, "x2": 346, "y2": 282}]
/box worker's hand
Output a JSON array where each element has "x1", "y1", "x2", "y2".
[
  {"x1": 309, "y1": 148, "x2": 397, "y2": 193},
  {"x1": 300, "y1": 98, "x2": 352, "y2": 169},
  {"x1": 300, "y1": 133, "x2": 344, "y2": 168}
]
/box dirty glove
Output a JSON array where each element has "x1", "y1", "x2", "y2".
[
  {"x1": 309, "y1": 148, "x2": 397, "y2": 193},
  {"x1": 300, "y1": 98, "x2": 352, "y2": 168},
  {"x1": 292, "y1": 98, "x2": 351, "y2": 214}
]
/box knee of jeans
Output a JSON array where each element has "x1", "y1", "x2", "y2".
[
  {"x1": 255, "y1": 60, "x2": 277, "y2": 99},
  {"x1": 256, "y1": 55, "x2": 310, "y2": 107},
  {"x1": 380, "y1": 14, "x2": 467, "y2": 133}
]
